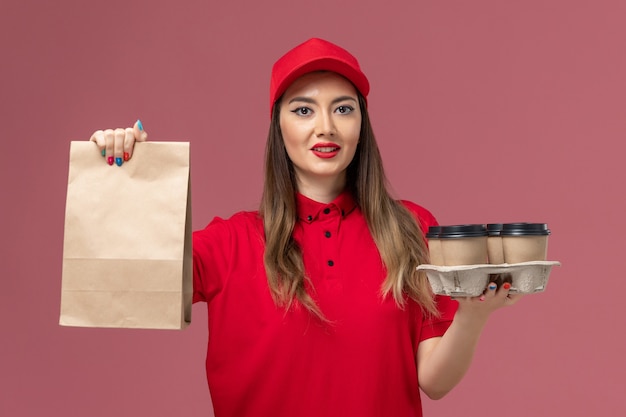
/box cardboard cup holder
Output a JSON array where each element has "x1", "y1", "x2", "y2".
[{"x1": 418, "y1": 261, "x2": 561, "y2": 297}]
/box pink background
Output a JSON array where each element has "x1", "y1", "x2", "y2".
[{"x1": 1, "y1": 0, "x2": 624, "y2": 415}]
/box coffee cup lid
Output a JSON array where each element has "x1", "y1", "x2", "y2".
[
  {"x1": 426, "y1": 225, "x2": 442, "y2": 238},
  {"x1": 500, "y1": 223, "x2": 550, "y2": 236},
  {"x1": 486, "y1": 223, "x2": 503, "y2": 236},
  {"x1": 439, "y1": 224, "x2": 487, "y2": 238}
]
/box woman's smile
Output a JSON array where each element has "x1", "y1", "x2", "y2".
[{"x1": 311, "y1": 142, "x2": 341, "y2": 158}]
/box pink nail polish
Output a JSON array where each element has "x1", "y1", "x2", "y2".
[{"x1": 107, "y1": 156, "x2": 114, "y2": 166}]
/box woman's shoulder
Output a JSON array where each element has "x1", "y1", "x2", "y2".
[
  {"x1": 215, "y1": 209, "x2": 262, "y2": 226},
  {"x1": 195, "y1": 210, "x2": 263, "y2": 237},
  {"x1": 227, "y1": 210, "x2": 263, "y2": 223},
  {"x1": 398, "y1": 200, "x2": 438, "y2": 232}
]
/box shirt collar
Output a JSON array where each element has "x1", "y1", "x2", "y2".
[{"x1": 296, "y1": 190, "x2": 357, "y2": 223}]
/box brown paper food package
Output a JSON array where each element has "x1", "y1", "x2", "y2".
[{"x1": 60, "y1": 141, "x2": 192, "y2": 330}]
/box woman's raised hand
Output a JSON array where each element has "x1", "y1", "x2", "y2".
[
  {"x1": 89, "y1": 119, "x2": 148, "y2": 166},
  {"x1": 453, "y1": 281, "x2": 524, "y2": 319}
]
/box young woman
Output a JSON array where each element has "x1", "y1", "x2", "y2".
[{"x1": 90, "y1": 38, "x2": 520, "y2": 417}]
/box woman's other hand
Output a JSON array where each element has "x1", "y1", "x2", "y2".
[
  {"x1": 454, "y1": 281, "x2": 524, "y2": 320},
  {"x1": 89, "y1": 119, "x2": 148, "y2": 166},
  {"x1": 417, "y1": 282, "x2": 524, "y2": 400}
]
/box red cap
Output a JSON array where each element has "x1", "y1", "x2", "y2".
[{"x1": 269, "y1": 38, "x2": 370, "y2": 113}]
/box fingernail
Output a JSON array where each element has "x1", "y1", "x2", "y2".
[
  {"x1": 115, "y1": 157, "x2": 123, "y2": 167},
  {"x1": 107, "y1": 156, "x2": 114, "y2": 166},
  {"x1": 479, "y1": 295, "x2": 486, "y2": 302},
  {"x1": 503, "y1": 282, "x2": 511, "y2": 290},
  {"x1": 137, "y1": 119, "x2": 143, "y2": 131},
  {"x1": 101, "y1": 149, "x2": 106, "y2": 157},
  {"x1": 123, "y1": 152, "x2": 130, "y2": 161},
  {"x1": 488, "y1": 283, "x2": 497, "y2": 291}
]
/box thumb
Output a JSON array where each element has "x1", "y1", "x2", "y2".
[{"x1": 134, "y1": 119, "x2": 148, "y2": 142}]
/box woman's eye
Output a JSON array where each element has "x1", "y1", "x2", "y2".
[
  {"x1": 292, "y1": 107, "x2": 312, "y2": 116},
  {"x1": 336, "y1": 105, "x2": 354, "y2": 114}
]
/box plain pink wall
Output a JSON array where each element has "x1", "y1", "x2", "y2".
[{"x1": 2, "y1": 0, "x2": 625, "y2": 416}]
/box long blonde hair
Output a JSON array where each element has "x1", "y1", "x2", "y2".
[{"x1": 260, "y1": 95, "x2": 437, "y2": 320}]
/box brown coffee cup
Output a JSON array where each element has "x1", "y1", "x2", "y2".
[
  {"x1": 486, "y1": 223, "x2": 504, "y2": 264},
  {"x1": 501, "y1": 223, "x2": 550, "y2": 263},
  {"x1": 439, "y1": 225, "x2": 488, "y2": 266},
  {"x1": 426, "y1": 226, "x2": 444, "y2": 266}
]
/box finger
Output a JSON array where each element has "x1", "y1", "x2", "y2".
[
  {"x1": 113, "y1": 128, "x2": 125, "y2": 166},
  {"x1": 502, "y1": 273, "x2": 513, "y2": 286},
  {"x1": 104, "y1": 129, "x2": 115, "y2": 165},
  {"x1": 489, "y1": 273, "x2": 503, "y2": 289},
  {"x1": 90, "y1": 130, "x2": 106, "y2": 157},
  {"x1": 134, "y1": 119, "x2": 148, "y2": 142},
  {"x1": 485, "y1": 281, "x2": 498, "y2": 297},
  {"x1": 474, "y1": 281, "x2": 498, "y2": 302},
  {"x1": 495, "y1": 282, "x2": 512, "y2": 302},
  {"x1": 123, "y1": 127, "x2": 135, "y2": 161}
]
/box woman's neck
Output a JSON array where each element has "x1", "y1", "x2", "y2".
[{"x1": 296, "y1": 174, "x2": 346, "y2": 204}]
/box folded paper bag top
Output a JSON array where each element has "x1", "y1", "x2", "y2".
[{"x1": 60, "y1": 141, "x2": 192, "y2": 330}]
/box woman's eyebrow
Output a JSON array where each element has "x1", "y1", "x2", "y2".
[
  {"x1": 331, "y1": 95, "x2": 358, "y2": 105},
  {"x1": 288, "y1": 96, "x2": 316, "y2": 105},
  {"x1": 288, "y1": 95, "x2": 358, "y2": 105}
]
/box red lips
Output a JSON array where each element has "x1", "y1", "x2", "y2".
[{"x1": 311, "y1": 142, "x2": 341, "y2": 158}]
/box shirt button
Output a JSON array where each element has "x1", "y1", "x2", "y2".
[
  {"x1": 327, "y1": 260, "x2": 334, "y2": 267},
  {"x1": 323, "y1": 208, "x2": 330, "y2": 214},
  {"x1": 307, "y1": 215, "x2": 313, "y2": 221},
  {"x1": 324, "y1": 231, "x2": 331, "y2": 238}
]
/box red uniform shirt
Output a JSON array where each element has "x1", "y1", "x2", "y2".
[{"x1": 192, "y1": 191, "x2": 457, "y2": 417}]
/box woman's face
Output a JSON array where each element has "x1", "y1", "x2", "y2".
[{"x1": 279, "y1": 71, "x2": 361, "y2": 197}]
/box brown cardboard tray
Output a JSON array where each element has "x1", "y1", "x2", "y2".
[{"x1": 417, "y1": 261, "x2": 561, "y2": 297}]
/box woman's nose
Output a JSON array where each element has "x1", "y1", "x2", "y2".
[{"x1": 314, "y1": 111, "x2": 336, "y2": 137}]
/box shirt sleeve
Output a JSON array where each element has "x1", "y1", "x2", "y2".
[
  {"x1": 400, "y1": 200, "x2": 458, "y2": 341},
  {"x1": 399, "y1": 200, "x2": 439, "y2": 232},
  {"x1": 192, "y1": 216, "x2": 232, "y2": 304},
  {"x1": 420, "y1": 295, "x2": 458, "y2": 341}
]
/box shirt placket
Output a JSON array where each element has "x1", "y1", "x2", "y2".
[{"x1": 317, "y1": 204, "x2": 342, "y2": 280}]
